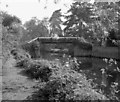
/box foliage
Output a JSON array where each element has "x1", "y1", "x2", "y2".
[
  {"x1": 44, "y1": 62, "x2": 107, "y2": 101},
  {"x1": 63, "y1": 1, "x2": 120, "y2": 46},
  {"x1": 106, "y1": 29, "x2": 118, "y2": 47},
  {"x1": 49, "y1": 9, "x2": 63, "y2": 37},
  {"x1": 11, "y1": 48, "x2": 31, "y2": 60},
  {"x1": 2, "y1": 26, "x2": 24, "y2": 53},
  {"x1": 1, "y1": 11, "x2": 21, "y2": 28},
  {"x1": 25, "y1": 60, "x2": 52, "y2": 81},
  {"x1": 41, "y1": 17, "x2": 50, "y2": 31},
  {"x1": 22, "y1": 17, "x2": 49, "y2": 42},
  {"x1": 64, "y1": 2, "x2": 94, "y2": 38},
  {"x1": 1, "y1": 12, "x2": 24, "y2": 62},
  {"x1": 11, "y1": 48, "x2": 52, "y2": 81},
  {"x1": 11, "y1": 48, "x2": 108, "y2": 101},
  {"x1": 2, "y1": 0, "x2": 120, "y2": 100},
  {"x1": 1, "y1": 12, "x2": 24, "y2": 56},
  {"x1": 28, "y1": 60, "x2": 108, "y2": 101},
  {"x1": 101, "y1": 58, "x2": 120, "y2": 101},
  {"x1": 9, "y1": 47, "x2": 120, "y2": 101},
  {"x1": 2, "y1": 22, "x2": 24, "y2": 65},
  {"x1": 20, "y1": 40, "x2": 47, "y2": 58}
]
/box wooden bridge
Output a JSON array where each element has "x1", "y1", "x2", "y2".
[{"x1": 25, "y1": 37, "x2": 120, "y2": 60}]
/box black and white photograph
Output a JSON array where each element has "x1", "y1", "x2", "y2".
[{"x1": 0, "y1": 0, "x2": 120, "y2": 101}]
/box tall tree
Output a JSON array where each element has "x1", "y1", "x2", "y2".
[
  {"x1": 63, "y1": 2, "x2": 94, "y2": 40},
  {"x1": 49, "y1": 9, "x2": 63, "y2": 37},
  {"x1": 93, "y1": 2, "x2": 120, "y2": 45},
  {"x1": 63, "y1": 1, "x2": 120, "y2": 45}
]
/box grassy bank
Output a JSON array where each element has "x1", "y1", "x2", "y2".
[{"x1": 11, "y1": 48, "x2": 108, "y2": 101}]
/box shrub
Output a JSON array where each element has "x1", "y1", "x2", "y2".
[
  {"x1": 11, "y1": 48, "x2": 31, "y2": 60},
  {"x1": 11, "y1": 48, "x2": 109, "y2": 101},
  {"x1": 25, "y1": 60, "x2": 52, "y2": 81},
  {"x1": 11, "y1": 48, "x2": 52, "y2": 81},
  {"x1": 20, "y1": 41, "x2": 42, "y2": 58},
  {"x1": 36, "y1": 63, "x2": 108, "y2": 101},
  {"x1": 15, "y1": 58, "x2": 30, "y2": 68}
]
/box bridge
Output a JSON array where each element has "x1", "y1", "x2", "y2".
[
  {"x1": 23, "y1": 37, "x2": 120, "y2": 60},
  {"x1": 27, "y1": 37, "x2": 92, "y2": 49}
]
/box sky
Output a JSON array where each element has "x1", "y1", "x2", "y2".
[
  {"x1": 0, "y1": 0, "x2": 74, "y2": 24},
  {"x1": 1, "y1": 0, "x2": 118, "y2": 24}
]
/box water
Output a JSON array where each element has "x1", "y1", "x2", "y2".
[{"x1": 40, "y1": 51, "x2": 120, "y2": 99}]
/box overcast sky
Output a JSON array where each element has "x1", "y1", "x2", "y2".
[{"x1": 0, "y1": 0, "x2": 74, "y2": 23}]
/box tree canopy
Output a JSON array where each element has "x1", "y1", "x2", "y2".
[
  {"x1": 49, "y1": 9, "x2": 63, "y2": 37},
  {"x1": 63, "y1": 1, "x2": 120, "y2": 45},
  {"x1": 21, "y1": 17, "x2": 49, "y2": 43},
  {"x1": 1, "y1": 0, "x2": 120, "y2": 46},
  {"x1": 1, "y1": 12, "x2": 21, "y2": 28}
]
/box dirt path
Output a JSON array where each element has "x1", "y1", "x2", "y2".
[{"x1": 2, "y1": 55, "x2": 39, "y2": 100}]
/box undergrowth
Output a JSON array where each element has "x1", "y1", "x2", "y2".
[{"x1": 11, "y1": 48, "x2": 109, "y2": 101}]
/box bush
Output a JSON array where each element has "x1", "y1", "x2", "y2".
[
  {"x1": 16, "y1": 58, "x2": 30, "y2": 68},
  {"x1": 12, "y1": 48, "x2": 109, "y2": 101},
  {"x1": 25, "y1": 60, "x2": 52, "y2": 81},
  {"x1": 11, "y1": 48, "x2": 52, "y2": 81},
  {"x1": 20, "y1": 42, "x2": 39, "y2": 58},
  {"x1": 11, "y1": 48, "x2": 31, "y2": 60},
  {"x1": 35, "y1": 63, "x2": 108, "y2": 101},
  {"x1": 16, "y1": 59, "x2": 52, "y2": 81}
]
